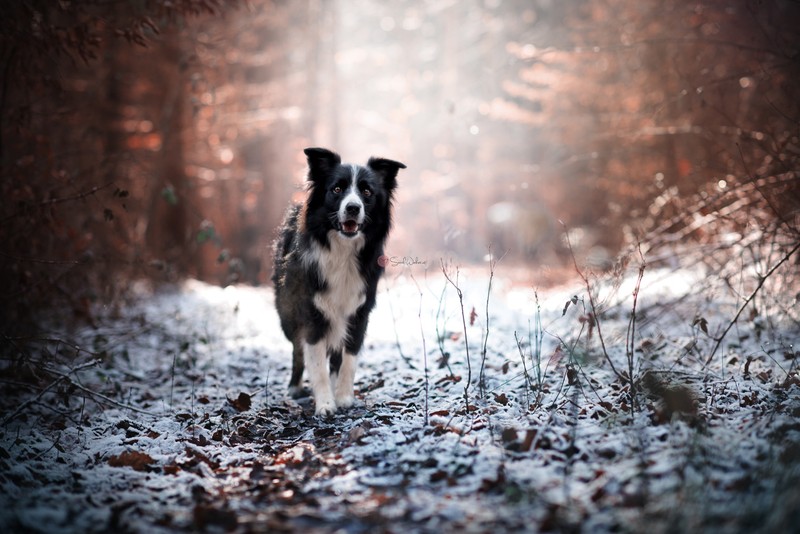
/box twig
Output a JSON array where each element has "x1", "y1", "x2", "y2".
[
  {"x1": 707, "y1": 240, "x2": 800, "y2": 364},
  {"x1": 31, "y1": 434, "x2": 63, "y2": 461},
  {"x1": 385, "y1": 283, "x2": 417, "y2": 370},
  {"x1": 736, "y1": 143, "x2": 796, "y2": 233},
  {"x1": 563, "y1": 225, "x2": 623, "y2": 380},
  {"x1": 531, "y1": 291, "x2": 546, "y2": 393},
  {"x1": 0, "y1": 249, "x2": 85, "y2": 266},
  {"x1": 434, "y1": 282, "x2": 454, "y2": 376},
  {"x1": 43, "y1": 361, "x2": 157, "y2": 415},
  {"x1": 441, "y1": 259, "x2": 472, "y2": 412},
  {"x1": 1, "y1": 374, "x2": 68, "y2": 426},
  {"x1": 410, "y1": 272, "x2": 429, "y2": 427},
  {"x1": 0, "y1": 182, "x2": 115, "y2": 225},
  {"x1": 625, "y1": 245, "x2": 647, "y2": 413},
  {"x1": 2, "y1": 358, "x2": 154, "y2": 425},
  {"x1": 514, "y1": 331, "x2": 534, "y2": 410},
  {"x1": 479, "y1": 247, "x2": 503, "y2": 397}
]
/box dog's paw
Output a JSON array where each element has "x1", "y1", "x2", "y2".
[
  {"x1": 314, "y1": 399, "x2": 337, "y2": 417},
  {"x1": 335, "y1": 394, "x2": 356, "y2": 409}
]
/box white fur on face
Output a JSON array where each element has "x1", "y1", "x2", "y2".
[{"x1": 338, "y1": 164, "x2": 365, "y2": 226}]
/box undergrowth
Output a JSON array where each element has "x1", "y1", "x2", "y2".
[{"x1": 1, "y1": 209, "x2": 799, "y2": 532}]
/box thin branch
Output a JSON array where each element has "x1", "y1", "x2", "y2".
[
  {"x1": 0, "y1": 182, "x2": 115, "y2": 226},
  {"x1": 385, "y1": 282, "x2": 417, "y2": 370},
  {"x1": 563, "y1": 224, "x2": 623, "y2": 380},
  {"x1": 625, "y1": 244, "x2": 647, "y2": 414},
  {"x1": 737, "y1": 143, "x2": 797, "y2": 233},
  {"x1": 410, "y1": 271, "x2": 429, "y2": 427},
  {"x1": 441, "y1": 259, "x2": 472, "y2": 412},
  {"x1": 480, "y1": 247, "x2": 505, "y2": 397},
  {"x1": 52, "y1": 370, "x2": 158, "y2": 416},
  {"x1": 707, "y1": 240, "x2": 800, "y2": 364},
  {"x1": 1, "y1": 374, "x2": 68, "y2": 426}
]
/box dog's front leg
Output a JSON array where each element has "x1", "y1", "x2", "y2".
[
  {"x1": 334, "y1": 352, "x2": 357, "y2": 409},
  {"x1": 304, "y1": 341, "x2": 336, "y2": 416}
]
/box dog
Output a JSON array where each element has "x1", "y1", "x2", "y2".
[{"x1": 272, "y1": 147, "x2": 406, "y2": 416}]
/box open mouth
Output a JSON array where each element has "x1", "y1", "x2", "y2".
[{"x1": 338, "y1": 219, "x2": 361, "y2": 236}]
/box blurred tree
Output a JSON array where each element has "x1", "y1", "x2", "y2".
[
  {"x1": 0, "y1": 0, "x2": 236, "y2": 331},
  {"x1": 498, "y1": 0, "x2": 799, "y2": 266},
  {"x1": 2, "y1": 0, "x2": 797, "y2": 335}
]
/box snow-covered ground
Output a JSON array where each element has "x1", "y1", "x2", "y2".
[{"x1": 1, "y1": 261, "x2": 799, "y2": 532}]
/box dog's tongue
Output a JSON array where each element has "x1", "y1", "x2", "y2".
[{"x1": 342, "y1": 221, "x2": 358, "y2": 234}]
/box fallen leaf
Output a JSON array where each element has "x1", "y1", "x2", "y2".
[
  {"x1": 108, "y1": 450, "x2": 156, "y2": 472},
  {"x1": 163, "y1": 464, "x2": 180, "y2": 475},
  {"x1": 227, "y1": 392, "x2": 251, "y2": 412},
  {"x1": 435, "y1": 375, "x2": 462, "y2": 385},
  {"x1": 519, "y1": 429, "x2": 537, "y2": 452},
  {"x1": 778, "y1": 373, "x2": 800, "y2": 389},
  {"x1": 692, "y1": 316, "x2": 709, "y2": 335},
  {"x1": 562, "y1": 295, "x2": 579, "y2": 316},
  {"x1": 347, "y1": 425, "x2": 368, "y2": 445},
  {"x1": 756, "y1": 370, "x2": 772, "y2": 383},
  {"x1": 501, "y1": 427, "x2": 518, "y2": 445},
  {"x1": 193, "y1": 505, "x2": 237, "y2": 531},
  {"x1": 566, "y1": 365, "x2": 579, "y2": 386},
  {"x1": 430, "y1": 470, "x2": 449, "y2": 483},
  {"x1": 740, "y1": 391, "x2": 758, "y2": 407},
  {"x1": 359, "y1": 378, "x2": 385, "y2": 394}
]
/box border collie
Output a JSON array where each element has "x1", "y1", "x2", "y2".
[{"x1": 272, "y1": 148, "x2": 406, "y2": 416}]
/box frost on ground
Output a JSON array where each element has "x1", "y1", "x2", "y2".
[{"x1": 1, "y1": 262, "x2": 799, "y2": 533}]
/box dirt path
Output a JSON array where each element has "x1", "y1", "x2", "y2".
[{"x1": 2, "y1": 273, "x2": 799, "y2": 532}]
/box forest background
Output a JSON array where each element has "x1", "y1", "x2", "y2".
[
  {"x1": 2, "y1": 0, "x2": 797, "y2": 330},
  {"x1": 2, "y1": 1, "x2": 800, "y2": 532}
]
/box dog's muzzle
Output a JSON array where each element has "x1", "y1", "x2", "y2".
[{"x1": 339, "y1": 202, "x2": 363, "y2": 236}]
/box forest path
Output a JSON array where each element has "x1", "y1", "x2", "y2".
[{"x1": 2, "y1": 272, "x2": 799, "y2": 533}]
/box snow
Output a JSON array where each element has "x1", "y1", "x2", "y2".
[{"x1": 1, "y1": 261, "x2": 799, "y2": 532}]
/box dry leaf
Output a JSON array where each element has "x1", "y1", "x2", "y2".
[
  {"x1": 108, "y1": 450, "x2": 156, "y2": 472},
  {"x1": 227, "y1": 392, "x2": 252, "y2": 412}
]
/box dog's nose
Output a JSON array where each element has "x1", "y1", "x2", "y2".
[{"x1": 345, "y1": 203, "x2": 361, "y2": 217}]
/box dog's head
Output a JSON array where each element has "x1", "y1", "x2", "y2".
[{"x1": 303, "y1": 147, "x2": 405, "y2": 241}]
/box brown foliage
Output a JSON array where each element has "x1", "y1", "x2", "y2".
[
  {"x1": 0, "y1": 1, "x2": 240, "y2": 332},
  {"x1": 1, "y1": 0, "x2": 798, "y2": 337}
]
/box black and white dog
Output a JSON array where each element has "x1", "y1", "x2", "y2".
[{"x1": 272, "y1": 148, "x2": 406, "y2": 416}]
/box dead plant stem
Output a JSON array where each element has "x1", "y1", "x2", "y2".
[
  {"x1": 411, "y1": 272, "x2": 430, "y2": 427},
  {"x1": 442, "y1": 260, "x2": 472, "y2": 412},
  {"x1": 707, "y1": 240, "x2": 800, "y2": 363},
  {"x1": 564, "y1": 227, "x2": 623, "y2": 381},
  {"x1": 625, "y1": 245, "x2": 647, "y2": 412}
]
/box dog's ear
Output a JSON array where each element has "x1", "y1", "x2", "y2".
[
  {"x1": 304, "y1": 148, "x2": 341, "y2": 182},
  {"x1": 367, "y1": 157, "x2": 406, "y2": 192}
]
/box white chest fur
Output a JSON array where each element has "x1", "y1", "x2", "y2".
[{"x1": 304, "y1": 231, "x2": 367, "y2": 347}]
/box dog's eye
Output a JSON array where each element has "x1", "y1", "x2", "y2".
[
  {"x1": 362, "y1": 188, "x2": 372, "y2": 197},
  {"x1": 332, "y1": 186, "x2": 342, "y2": 194}
]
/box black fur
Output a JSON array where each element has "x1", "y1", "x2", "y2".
[{"x1": 272, "y1": 147, "x2": 405, "y2": 415}]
